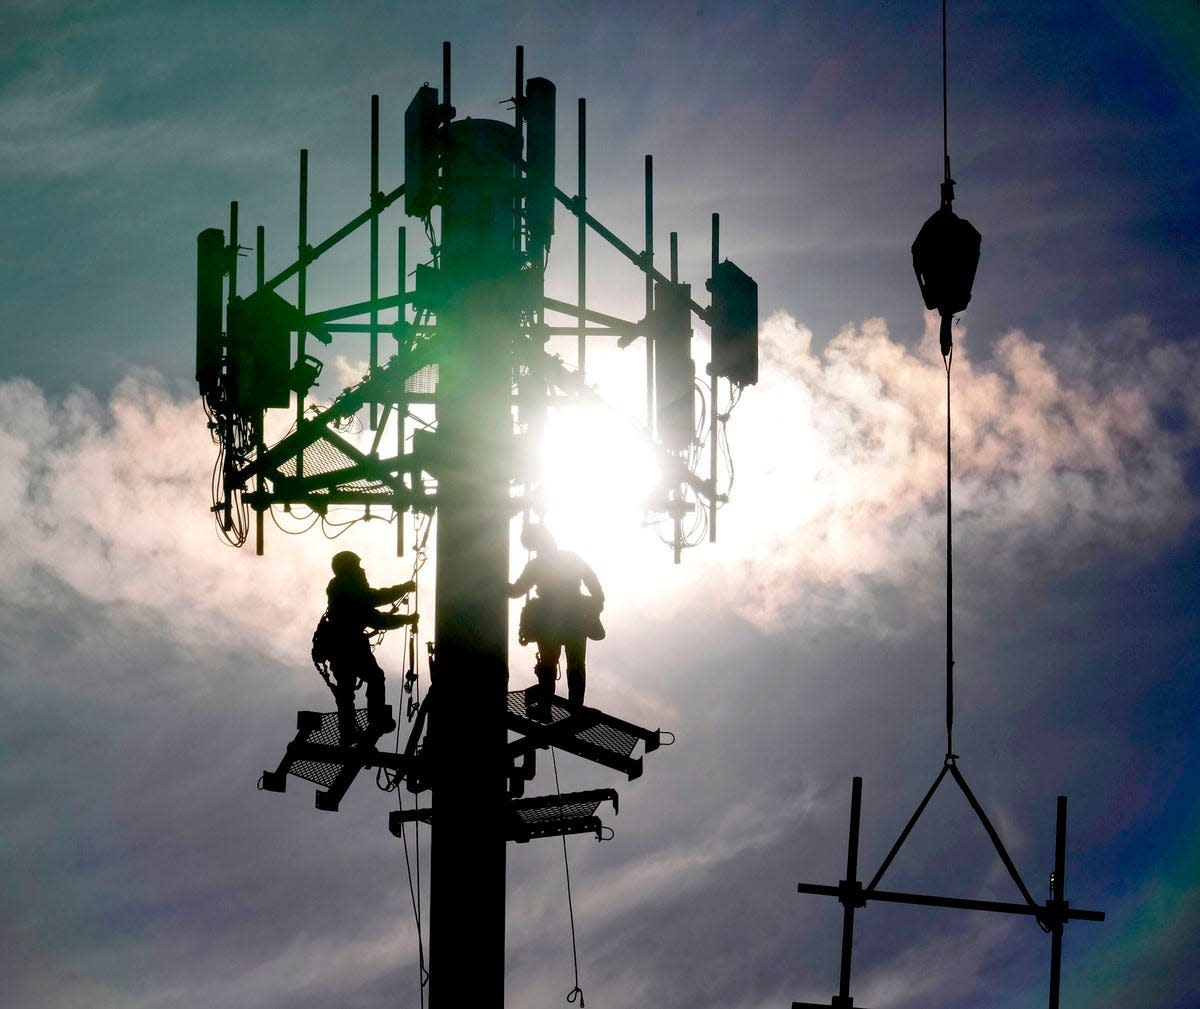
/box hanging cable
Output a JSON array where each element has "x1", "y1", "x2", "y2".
[
  {"x1": 942, "y1": 0, "x2": 950, "y2": 194},
  {"x1": 396, "y1": 789, "x2": 429, "y2": 1008},
  {"x1": 944, "y1": 345, "x2": 955, "y2": 760},
  {"x1": 940, "y1": 0, "x2": 957, "y2": 762},
  {"x1": 551, "y1": 746, "x2": 585, "y2": 1007},
  {"x1": 394, "y1": 507, "x2": 431, "y2": 1007}
]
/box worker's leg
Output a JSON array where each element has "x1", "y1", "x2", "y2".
[
  {"x1": 534, "y1": 641, "x2": 559, "y2": 697},
  {"x1": 564, "y1": 638, "x2": 587, "y2": 709},
  {"x1": 362, "y1": 655, "x2": 394, "y2": 730},
  {"x1": 330, "y1": 662, "x2": 359, "y2": 742},
  {"x1": 527, "y1": 641, "x2": 559, "y2": 720}
]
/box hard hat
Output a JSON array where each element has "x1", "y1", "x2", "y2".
[
  {"x1": 331, "y1": 550, "x2": 362, "y2": 576},
  {"x1": 521, "y1": 524, "x2": 555, "y2": 553}
]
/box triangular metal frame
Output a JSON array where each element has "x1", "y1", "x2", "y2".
[{"x1": 793, "y1": 774, "x2": 1104, "y2": 1009}]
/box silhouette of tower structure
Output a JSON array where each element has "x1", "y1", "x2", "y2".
[{"x1": 195, "y1": 43, "x2": 757, "y2": 1008}]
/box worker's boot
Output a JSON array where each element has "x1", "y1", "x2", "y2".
[
  {"x1": 530, "y1": 661, "x2": 556, "y2": 721},
  {"x1": 566, "y1": 667, "x2": 585, "y2": 712},
  {"x1": 368, "y1": 706, "x2": 397, "y2": 735}
]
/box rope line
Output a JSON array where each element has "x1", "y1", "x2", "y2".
[
  {"x1": 408, "y1": 513, "x2": 428, "y2": 1003},
  {"x1": 383, "y1": 510, "x2": 431, "y2": 1007},
  {"x1": 551, "y1": 747, "x2": 585, "y2": 1007},
  {"x1": 942, "y1": 0, "x2": 950, "y2": 183},
  {"x1": 944, "y1": 345, "x2": 955, "y2": 759},
  {"x1": 396, "y1": 790, "x2": 429, "y2": 1008}
]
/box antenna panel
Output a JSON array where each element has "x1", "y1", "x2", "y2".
[
  {"x1": 653, "y1": 280, "x2": 695, "y2": 451},
  {"x1": 405, "y1": 84, "x2": 440, "y2": 218},
  {"x1": 195, "y1": 228, "x2": 226, "y2": 398},
  {"x1": 525, "y1": 76, "x2": 556, "y2": 251},
  {"x1": 707, "y1": 258, "x2": 758, "y2": 387}
]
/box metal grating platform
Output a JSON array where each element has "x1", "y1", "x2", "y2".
[
  {"x1": 388, "y1": 788, "x2": 618, "y2": 843},
  {"x1": 506, "y1": 690, "x2": 661, "y2": 780},
  {"x1": 289, "y1": 709, "x2": 371, "y2": 787},
  {"x1": 510, "y1": 788, "x2": 618, "y2": 842},
  {"x1": 260, "y1": 706, "x2": 407, "y2": 812}
]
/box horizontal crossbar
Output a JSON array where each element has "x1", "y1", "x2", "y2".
[{"x1": 795, "y1": 882, "x2": 1104, "y2": 922}]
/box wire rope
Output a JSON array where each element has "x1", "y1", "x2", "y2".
[
  {"x1": 384, "y1": 508, "x2": 432, "y2": 1007},
  {"x1": 944, "y1": 346, "x2": 955, "y2": 759},
  {"x1": 942, "y1": 0, "x2": 950, "y2": 184},
  {"x1": 551, "y1": 746, "x2": 585, "y2": 1007},
  {"x1": 395, "y1": 787, "x2": 429, "y2": 1008}
]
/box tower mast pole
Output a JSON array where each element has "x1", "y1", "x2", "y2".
[{"x1": 427, "y1": 46, "x2": 519, "y2": 1007}]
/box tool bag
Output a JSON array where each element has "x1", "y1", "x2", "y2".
[{"x1": 518, "y1": 595, "x2": 605, "y2": 645}]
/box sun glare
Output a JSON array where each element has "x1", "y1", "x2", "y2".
[{"x1": 536, "y1": 400, "x2": 663, "y2": 563}]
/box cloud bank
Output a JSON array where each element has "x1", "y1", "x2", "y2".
[
  {"x1": 707, "y1": 311, "x2": 1199, "y2": 628},
  {"x1": 0, "y1": 311, "x2": 1196, "y2": 1009}
]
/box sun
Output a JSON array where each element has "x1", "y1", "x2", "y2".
[{"x1": 535, "y1": 397, "x2": 663, "y2": 560}]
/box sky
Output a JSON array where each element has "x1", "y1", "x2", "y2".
[{"x1": 1, "y1": 2, "x2": 1198, "y2": 1008}]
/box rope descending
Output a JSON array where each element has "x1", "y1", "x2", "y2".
[
  {"x1": 944, "y1": 344, "x2": 955, "y2": 760},
  {"x1": 552, "y1": 746, "x2": 586, "y2": 1007}
]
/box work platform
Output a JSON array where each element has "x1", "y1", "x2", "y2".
[
  {"x1": 506, "y1": 688, "x2": 662, "y2": 781},
  {"x1": 259, "y1": 690, "x2": 666, "y2": 839},
  {"x1": 259, "y1": 706, "x2": 406, "y2": 812},
  {"x1": 390, "y1": 788, "x2": 619, "y2": 843}
]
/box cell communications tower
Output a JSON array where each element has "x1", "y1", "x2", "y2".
[{"x1": 194, "y1": 43, "x2": 757, "y2": 1008}]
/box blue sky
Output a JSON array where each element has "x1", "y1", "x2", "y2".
[{"x1": 1, "y1": 2, "x2": 1198, "y2": 1008}]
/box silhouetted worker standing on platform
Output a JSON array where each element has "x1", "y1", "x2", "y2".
[
  {"x1": 321, "y1": 550, "x2": 418, "y2": 740},
  {"x1": 508, "y1": 525, "x2": 605, "y2": 710}
]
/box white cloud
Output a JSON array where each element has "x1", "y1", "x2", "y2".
[
  {"x1": 0, "y1": 311, "x2": 1195, "y2": 1009},
  {"x1": 0, "y1": 372, "x2": 405, "y2": 676},
  {"x1": 698, "y1": 311, "x2": 1199, "y2": 629}
]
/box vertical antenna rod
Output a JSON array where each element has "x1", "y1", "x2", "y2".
[
  {"x1": 577, "y1": 99, "x2": 587, "y2": 379},
  {"x1": 644, "y1": 155, "x2": 654, "y2": 433},
  {"x1": 369, "y1": 94, "x2": 380, "y2": 431},
  {"x1": 709, "y1": 212, "x2": 719, "y2": 542},
  {"x1": 255, "y1": 224, "x2": 266, "y2": 555},
  {"x1": 225, "y1": 199, "x2": 238, "y2": 538},
  {"x1": 670, "y1": 230, "x2": 682, "y2": 563},
  {"x1": 296, "y1": 150, "x2": 309, "y2": 480},
  {"x1": 397, "y1": 224, "x2": 407, "y2": 557},
  {"x1": 514, "y1": 45, "x2": 524, "y2": 255}
]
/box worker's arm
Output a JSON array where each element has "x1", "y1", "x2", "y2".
[
  {"x1": 370, "y1": 580, "x2": 417, "y2": 605},
  {"x1": 507, "y1": 562, "x2": 536, "y2": 598},
  {"x1": 580, "y1": 562, "x2": 604, "y2": 609},
  {"x1": 367, "y1": 610, "x2": 418, "y2": 630}
]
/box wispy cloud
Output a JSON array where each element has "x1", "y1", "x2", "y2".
[
  {"x1": 0, "y1": 309, "x2": 1195, "y2": 1008},
  {"x1": 701, "y1": 311, "x2": 1199, "y2": 629}
]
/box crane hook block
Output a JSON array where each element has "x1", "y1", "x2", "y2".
[{"x1": 911, "y1": 205, "x2": 981, "y2": 355}]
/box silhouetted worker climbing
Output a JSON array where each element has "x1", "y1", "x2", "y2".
[
  {"x1": 508, "y1": 525, "x2": 604, "y2": 711},
  {"x1": 314, "y1": 550, "x2": 418, "y2": 741}
]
